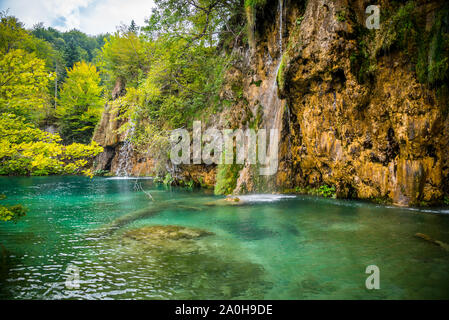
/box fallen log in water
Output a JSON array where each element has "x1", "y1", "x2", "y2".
[{"x1": 415, "y1": 233, "x2": 449, "y2": 252}]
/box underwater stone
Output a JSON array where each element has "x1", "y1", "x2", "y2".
[{"x1": 123, "y1": 225, "x2": 214, "y2": 242}]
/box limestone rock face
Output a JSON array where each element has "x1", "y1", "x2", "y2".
[
  {"x1": 179, "y1": 164, "x2": 217, "y2": 188},
  {"x1": 275, "y1": 0, "x2": 448, "y2": 205},
  {"x1": 237, "y1": 0, "x2": 448, "y2": 206}
]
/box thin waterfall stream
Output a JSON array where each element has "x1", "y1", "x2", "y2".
[
  {"x1": 115, "y1": 121, "x2": 135, "y2": 177},
  {"x1": 260, "y1": 0, "x2": 285, "y2": 188}
]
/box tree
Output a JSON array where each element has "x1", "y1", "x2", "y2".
[
  {"x1": 1, "y1": 13, "x2": 62, "y2": 73},
  {"x1": 97, "y1": 30, "x2": 148, "y2": 89},
  {"x1": 63, "y1": 37, "x2": 82, "y2": 68},
  {"x1": 0, "y1": 12, "x2": 29, "y2": 54},
  {"x1": 142, "y1": 0, "x2": 243, "y2": 45},
  {"x1": 0, "y1": 49, "x2": 53, "y2": 122},
  {"x1": 129, "y1": 20, "x2": 139, "y2": 34},
  {"x1": 57, "y1": 62, "x2": 105, "y2": 144}
]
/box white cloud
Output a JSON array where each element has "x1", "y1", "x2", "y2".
[{"x1": 0, "y1": 0, "x2": 155, "y2": 35}]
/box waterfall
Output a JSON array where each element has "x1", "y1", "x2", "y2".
[
  {"x1": 233, "y1": 0, "x2": 286, "y2": 193},
  {"x1": 265, "y1": 62, "x2": 283, "y2": 130},
  {"x1": 260, "y1": 0, "x2": 286, "y2": 188},
  {"x1": 265, "y1": 0, "x2": 285, "y2": 132},
  {"x1": 115, "y1": 122, "x2": 135, "y2": 177},
  {"x1": 279, "y1": 0, "x2": 283, "y2": 54}
]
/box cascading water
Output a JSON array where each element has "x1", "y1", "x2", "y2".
[
  {"x1": 115, "y1": 122, "x2": 135, "y2": 177},
  {"x1": 279, "y1": 0, "x2": 283, "y2": 53},
  {"x1": 262, "y1": 0, "x2": 285, "y2": 187},
  {"x1": 234, "y1": 0, "x2": 286, "y2": 193}
]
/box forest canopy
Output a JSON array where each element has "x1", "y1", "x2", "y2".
[
  {"x1": 0, "y1": 11, "x2": 104, "y2": 178},
  {"x1": 0, "y1": 1, "x2": 246, "y2": 180}
]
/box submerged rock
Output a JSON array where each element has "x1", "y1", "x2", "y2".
[
  {"x1": 93, "y1": 233, "x2": 271, "y2": 299},
  {"x1": 87, "y1": 224, "x2": 271, "y2": 299},
  {"x1": 124, "y1": 225, "x2": 214, "y2": 242},
  {"x1": 205, "y1": 198, "x2": 247, "y2": 207},
  {"x1": 119, "y1": 225, "x2": 215, "y2": 255}
]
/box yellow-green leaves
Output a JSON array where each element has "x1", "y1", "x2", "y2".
[
  {"x1": 59, "y1": 61, "x2": 103, "y2": 110},
  {"x1": 57, "y1": 61, "x2": 105, "y2": 144},
  {"x1": 97, "y1": 31, "x2": 147, "y2": 88},
  {"x1": 0, "y1": 14, "x2": 30, "y2": 54},
  {"x1": 0, "y1": 113, "x2": 103, "y2": 176},
  {"x1": 0, "y1": 49, "x2": 53, "y2": 121}
]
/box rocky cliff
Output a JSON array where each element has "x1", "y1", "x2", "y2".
[
  {"x1": 275, "y1": 0, "x2": 448, "y2": 206},
  {"x1": 93, "y1": 0, "x2": 449, "y2": 206}
]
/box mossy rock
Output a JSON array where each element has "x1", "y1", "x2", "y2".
[
  {"x1": 205, "y1": 198, "x2": 249, "y2": 207},
  {"x1": 225, "y1": 196, "x2": 240, "y2": 202}
]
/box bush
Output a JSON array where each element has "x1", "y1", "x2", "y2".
[
  {"x1": 0, "y1": 113, "x2": 103, "y2": 176},
  {"x1": 317, "y1": 185, "x2": 336, "y2": 198}
]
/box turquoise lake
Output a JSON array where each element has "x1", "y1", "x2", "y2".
[{"x1": 1, "y1": 176, "x2": 449, "y2": 299}]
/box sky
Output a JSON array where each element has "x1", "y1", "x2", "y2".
[{"x1": 0, "y1": 0, "x2": 155, "y2": 35}]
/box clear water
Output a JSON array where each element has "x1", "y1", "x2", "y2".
[{"x1": 1, "y1": 176, "x2": 449, "y2": 300}]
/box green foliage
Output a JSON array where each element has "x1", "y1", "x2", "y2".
[
  {"x1": 444, "y1": 196, "x2": 449, "y2": 206},
  {"x1": 214, "y1": 163, "x2": 243, "y2": 195},
  {"x1": 31, "y1": 23, "x2": 108, "y2": 71},
  {"x1": 252, "y1": 79, "x2": 262, "y2": 87},
  {"x1": 0, "y1": 13, "x2": 62, "y2": 115},
  {"x1": 0, "y1": 113, "x2": 103, "y2": 176},
  {"x1": 0, "y1": 48, "x2": 53, "y2": 122},
  {"x1": 57, "y1": 61, "x2": 105, "y2": 144},
  {"x1": 92, "y1": 1, "x2": 244, "y2": 180},
  {"x1": 244, "y1": 0, "x2": 266, "y2": 8},
  {"x1": 185, "y1": 179, "x2": 195, "y2": 189},
  {"x1": 0, "y1": 13, "x2": 105, "y2": 177},
  {"x1": 416, "y1": 5, "x2": 449, "y2": 86},
  {"x1": 336, "y1": 10, "x2": 346, "y2": 22},
  {"x1": 144, "y1": 0, "x2": 241, "y2": 45},
  {"x1": 317, "y1": 185, "x2": 336, "y2": 198},
  {"x1": 104, "y1": 22, "x2": 230, "y2": 174},
  {"x1": 348, "y1": 23, "x2": 378, "y2": 84},
  {"x1": 93, "y1": 169, "x2": 110, "y2": 176},
  {"x1": 0, "y1": 13, "x2": 29, "y2": 54},
  {"x1": 289, "y1": 184, "x2": 336, "y2": 198},
  {"x1": 163, "y1": 173, "x2": 174, "y2": 186},
  {"x1": 378, "y1": 1, "x2": 418, "y2": 55},
  {"x1": 277, "y1": 53, "x2": 287, "y2": 90},
  {"x1": 0, "y1": 195, "x2": 27, "y2": 223},
  {"x1": 96, "y1": 30, "x2": 147, "y2": 89},
  {"x1": 375, "y1": 2, "x2": 449, "y2": 88}
]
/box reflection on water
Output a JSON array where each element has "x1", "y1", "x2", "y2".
[{"x1": 0, "y1": 176, "x2": 449, "y2": 299}]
